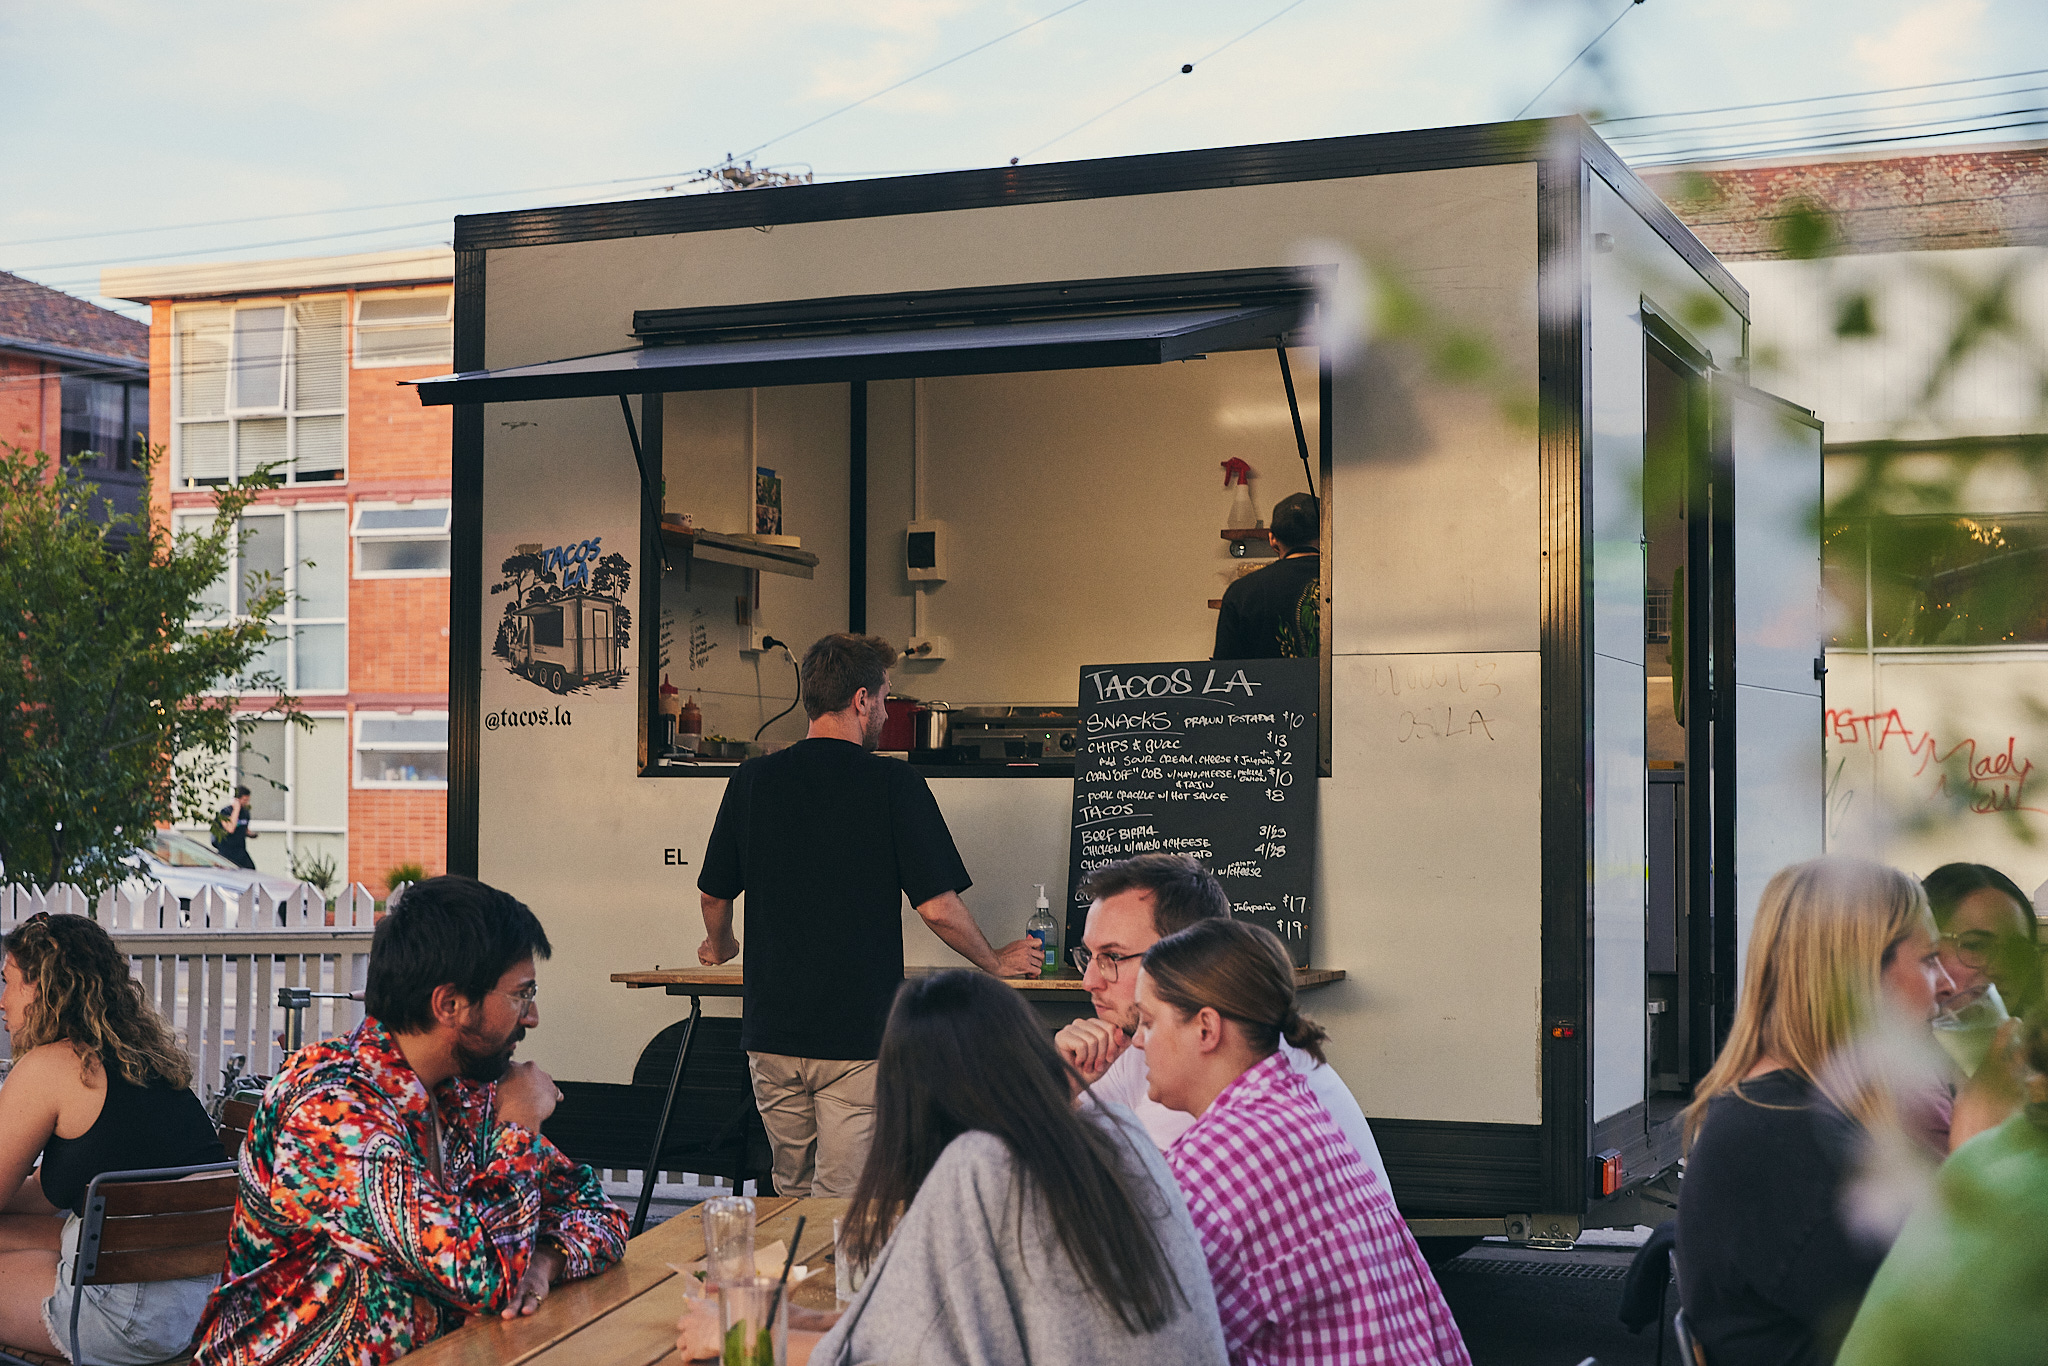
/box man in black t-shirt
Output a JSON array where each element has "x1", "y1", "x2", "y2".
[
  {"x1": 1213, "y1": 491, "x2": 1322, "y2": 660},
  {"x1": 696, "y1": 633, "x2": 1040, "y2": 1197}
]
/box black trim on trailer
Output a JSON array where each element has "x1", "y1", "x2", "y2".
[
  {"x1": 1374, "y1": 1120, "x2": 1544, "y2": 1214},
  {"x1": 412, "y1": 301, "x2": 1304, "y2": 406},
  {"x1": 632, "y1": 268, "x2": 1313, "y2": 342},
  {"x1": 638, "y1": 392, "x2": 663, "y2": 777},
  {"x1": 451, "y1": 120, "x2": 1746, "y2": 322},
  {"x1": 448, "y1": 247, "x2": 486, "y2": 879},
  {"x1": 1317, "y1": 356, "x2": 1333, "y2": 780},
  {"x1": 1536, "y1": 145, "x2": 1592, "y2": 1216},
  {"x1": 849, "y1": 381, "x2": 867, "y2": 634},
  {"x1": 1639, "y1": 295, "x2": 1714, "y2": 372},
  {"x1": 1710, "y1": 384, "x2": 1741, "y2": 1052}
]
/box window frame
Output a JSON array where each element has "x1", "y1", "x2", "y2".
[
  {"x1": 171, "y1": 297, "x2": 348, "y2": 488},
  {"x1": 350, "y1": 500, "x2": 453, "y2": 578},
  {"x1": 352, "y1": 710, "x2": 450, "y2": 790},
  {"x1": 352, "y1": 289, "x2": 454, "y2": 369},
  {"x1": 175, "y1": 710, "x2": 348, "y2": 876},
  {"x1": 177, "y1": 503, "x2": 350, "y2": 696}
]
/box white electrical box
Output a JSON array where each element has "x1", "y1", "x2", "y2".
[{"x1": 906, "y1": 520, "x2": 949, "y2": 582}]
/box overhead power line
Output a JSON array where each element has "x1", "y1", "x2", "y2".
[
  {"x1": 1602, "y1": 83, "x2": 2048, "y2": 144},
  {"x1": 1512, "y1": 0, "x2": 1646, "y2": 122},
  {"x1": 732, "y1": 0, "x2": 1100, "y2": 164},
  {"x1": 1632, "y1": 114, "x2": 2048, "y2": 166},
  {"x1": 1017, "y1": 0, "x2": 1314, "y2": 161},
  {"x1": 1593, "y1": 65, "x2": 2048, "y2": 125}
]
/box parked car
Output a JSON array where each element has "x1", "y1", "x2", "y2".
[{"x1": 131, "y1": 830, "x2": 307, "y2": 918}]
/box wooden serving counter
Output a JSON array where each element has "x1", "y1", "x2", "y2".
[{"x1": 610, "y1": 965, "x2": 1346, "y2": 996}]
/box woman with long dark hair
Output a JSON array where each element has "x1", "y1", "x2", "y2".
[
  {"x1": 0, "y1": 913, "x2": 226, "y2": 1362},
  {"x1": 678, "y1": 969, "x2": 1225, "y2": 1365},
  {"x1": 1135, "y1": 918, "x2": 1470, "y2": 1366}
]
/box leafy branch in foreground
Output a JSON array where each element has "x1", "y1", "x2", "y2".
[{"x1": 0, "y1": 443, "x2": 304, "y2": 896}]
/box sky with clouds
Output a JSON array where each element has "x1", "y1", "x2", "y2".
[{"x1": 3, "y1": 0, "x2": 2042, "y2": 319}]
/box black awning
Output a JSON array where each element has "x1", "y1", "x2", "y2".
[{"x1": 410, "y1": 302, "x2": 1300, "y2": 406}]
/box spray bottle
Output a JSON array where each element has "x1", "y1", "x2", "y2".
[
  {"x1": 1026, "y1": 884, "x2": 1059, "y2": 973},
  {"x1": 1222, "y1": 457, "x2": 1258, "y2": 529}
]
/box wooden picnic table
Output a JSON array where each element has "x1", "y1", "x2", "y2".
[{"x1": 405, "y1": 1195, "x2": 846, "y2": 1366}]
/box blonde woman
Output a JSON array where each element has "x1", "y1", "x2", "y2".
[
  {"x1": 0, "y1": 914, "x2": 225, "y2": 1363},
  {"x1": 1676, "y1": 858, "x2": 1954, "y2": 1366}
]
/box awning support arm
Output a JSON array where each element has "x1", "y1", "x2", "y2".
[
  {"x1": 617, "y1": 394, "x2": 672, "y2": 573},
  {"x1": 1275, "y1": 343, "x2": 1315, "y2": 499}
]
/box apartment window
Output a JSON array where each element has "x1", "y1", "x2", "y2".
[
  {"x1": 179, "y1": 715, "x2": 347, "y2": 880},
  {"x1": 180, "y1": 506, "x2": 348, "y2": 692},
  {"x1": 354, "y1": 712, "x2": 448, "y2": 788},
  {"x1": 60, "y1": 376, "x2": 148, "y2": 471},
  {"x1": 173, "y1": 298, "x2": 346, "y2": 486},
  {"x1": 354, "y1": 290, "x2": 453, "y2": 368},
  {"x1": 352, "y1": 501, "x2": 451, "y2": 576}
]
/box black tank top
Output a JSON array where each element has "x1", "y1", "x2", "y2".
[{"x1": 39, "y1": 1057, "x2": 226, "y2": 1216}]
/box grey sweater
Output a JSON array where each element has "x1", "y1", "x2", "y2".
[{"x1": 811, "y1": 1106, "x2": 1227, "y2": 1366}]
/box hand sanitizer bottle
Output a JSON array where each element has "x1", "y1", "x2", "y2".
[{"x1": 1026, "y1": 885, "x2": 1059, "y2": 972}]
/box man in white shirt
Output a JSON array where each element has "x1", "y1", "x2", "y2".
[{"x1": 1055, "y1": 854, "x2": 1390, "y2": 1189}]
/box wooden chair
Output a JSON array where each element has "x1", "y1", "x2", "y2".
[
  {"x1": 217, "y1": 1096, "x2": 259, "y2": 1161},
  {"x1": 0, "y1": 1161, "x2": 238, "y2": 1366}
]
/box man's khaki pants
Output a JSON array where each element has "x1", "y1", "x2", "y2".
[{"x1": 746, "y1": 1053, "x2": 877, "y2": 1199}]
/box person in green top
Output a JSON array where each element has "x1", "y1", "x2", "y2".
[{"x1": 1835, "y1": 1018, "x2": 2048, "y2": 1366}]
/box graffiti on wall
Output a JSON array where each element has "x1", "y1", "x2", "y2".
[
  {"x1": 1826, "y1": 706, "x2": 2046, "y2": 841},
  {"x1": 489, "y1": 536, "x2": 633, "y2": 695}
]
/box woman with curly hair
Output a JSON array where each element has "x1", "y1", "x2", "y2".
[{"x1": 0, "y1": 912, "x2": 225, "y2": 1363}]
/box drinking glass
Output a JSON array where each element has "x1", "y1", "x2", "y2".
[
  {"x1": 701, "y1": 1195, "x2": 756, "y2": 1287},
  {"x1": 832, "y1": 1216, "x2": 865, "y2": 1308},
  {"x1": 717, "y1": 1276, "x2": 787, "y2": 1366}
]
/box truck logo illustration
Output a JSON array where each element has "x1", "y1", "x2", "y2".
[{"x1": 490, "y1": 538, "x2": 632, "y2": 694}]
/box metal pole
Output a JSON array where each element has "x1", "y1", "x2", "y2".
[{"x1": 633, "y1": 994, "x2": 703, "y2": 1236}]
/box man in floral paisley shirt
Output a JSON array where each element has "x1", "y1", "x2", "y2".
[{"x1": 194, "y1": 876, "x2": 628, "y2": 1365}]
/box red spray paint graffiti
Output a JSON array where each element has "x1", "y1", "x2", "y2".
[{"x1": 1826, "y1": 707, "x2": 2046, "y2": 817}]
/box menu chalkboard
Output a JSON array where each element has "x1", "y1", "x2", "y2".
[{"x1": 1065, "y1": 657, "x2": 1318, "y2": 967}]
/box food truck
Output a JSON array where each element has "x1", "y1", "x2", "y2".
[{"x1": 415, "y1": 116, "x2": 1825, "y2": 1244}]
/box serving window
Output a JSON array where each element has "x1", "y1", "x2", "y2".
[{"x1": 640, "y1": 350, "x2": 1331, "y2": 777}]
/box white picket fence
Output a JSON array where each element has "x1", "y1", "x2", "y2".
[{"x1": 0, "y1": 880, "x2": 404, "y2": 1104}]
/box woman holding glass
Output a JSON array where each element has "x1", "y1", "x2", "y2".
[
  {"x1": 677, "y1": 969, "x2": 1225, "y2": 1365},
  {"x1": 1133, "y1": 917, "x2": 1470, "y2": 1366}
]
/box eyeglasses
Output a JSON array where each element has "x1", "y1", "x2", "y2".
[
  {"x1": 494, "y1": 983, "x2": 539, "y2": 1008},
  {"x1": 1070, "y1": 947, "x2": 1143, "y2": 982},
  {"x1": 1939, "y1": 931, "x2": 1999, "y2": 970}
]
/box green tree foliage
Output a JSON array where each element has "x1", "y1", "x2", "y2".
[{"x1": 0, "y1": 444, "x2": 301, "y2": 895}]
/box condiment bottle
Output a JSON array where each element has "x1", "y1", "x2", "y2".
[
  {"x1": 657, "y1": 674, "x2": 682, "y2": 752},
  {"x1": 680, "y1": 694, "x2": 703, "y2": 752}
]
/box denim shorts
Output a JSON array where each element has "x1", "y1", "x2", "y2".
[{"x1": 40, "y1": 1212, "x2": 218, "y2": 1365}]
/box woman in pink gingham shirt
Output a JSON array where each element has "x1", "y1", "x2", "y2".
[{"x1": 1135, "y1": 918, "x2": 1471, "y2": 1366}]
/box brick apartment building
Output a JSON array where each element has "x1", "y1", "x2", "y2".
[
  {"x1": 1, "y1": 268, "x2": 150, "y2": 517},
  {"x1": 1644, "y1": 142, "x2": 2048, "y2": 883},
  {"x1": 105, "y1": 248, "x2": 456, "y2": 894}
]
